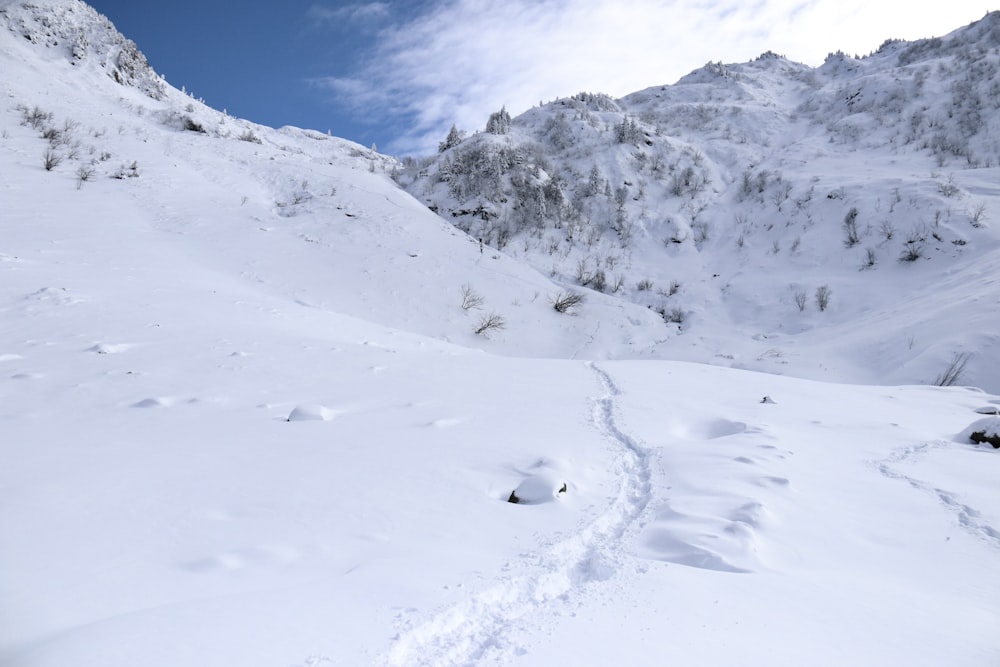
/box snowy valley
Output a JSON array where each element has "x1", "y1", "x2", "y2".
[{"x1": 1, "y1": 1, "x2": 998, "y2": 666}]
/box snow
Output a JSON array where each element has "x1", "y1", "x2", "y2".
[{"x1": 1, "y1": 2, "x2": 999, "y2": 666}]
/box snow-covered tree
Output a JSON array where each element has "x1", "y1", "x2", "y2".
[
  {"x1": 486, "y1": 106, "x2": 512, "y2": 135},
  {"x1": 438, "y1": 124, "x2": 465, "y2": 153}
]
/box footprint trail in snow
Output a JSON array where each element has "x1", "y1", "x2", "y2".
[
  {"x1": 873, "y1": 441, "x2": 1000, "y2": 550},
  {"x1": 380, "y1": 362, "x2": 652, "y2": 666}
]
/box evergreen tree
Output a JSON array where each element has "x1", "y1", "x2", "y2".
[
  {"x1": 486, "y1": 106, "x2": 512, "y2": 135},
  {"x1": 438, "y1": 124, "x2": 465, "y2": 153}
]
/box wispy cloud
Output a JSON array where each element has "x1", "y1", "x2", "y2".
[
  {"x1": 315, "y1": 0, "x2": 989, "y2": 155},
  {"x1": 307, "y1": 2, "x2": 391, "y2": 27}
]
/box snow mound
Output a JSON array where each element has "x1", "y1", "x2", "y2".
[
  {"x1": 507, "y1": 472, "x2": 568, "y2": 504},
  {"x1": 286, "y1": 404, "x2": 337, "y2": 422},
  {"x1": 131, "y1": 397, "x2": 172, "y2": 409},
  {"x1": 960, "y1": 416, "x2": 1000, "y2": 448}
]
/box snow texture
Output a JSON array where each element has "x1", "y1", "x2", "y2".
[{"x1": 1, "y1": 3, "x2": 999, "y2": 667}]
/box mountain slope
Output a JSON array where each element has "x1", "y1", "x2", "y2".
[
  {"x1": 397, "y1": 12, "x2": 1000, "y2": 391},
  {"x1": 2, "y1": 4, "x2": 999, "y2": 667},
  {"x1": 1, "y1": 0, "x2": 669, "y2": 363}
]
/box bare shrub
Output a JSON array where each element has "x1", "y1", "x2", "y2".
[
  {"x1": 815, "y1": 285, "x2": 832, "y2": 311},
  {"x1": 41, "y1": 126, "x2": 62, "y2": 144},
  {"x1": 460, "y1": 284, "x2": 485, "y2": 310},
  {"x1": 843, "y1": 207, "x2": 860, "y2": 247},
  {"x1": 879, "y1": 219, "x2": 896, "y2": 241},
  {"x1": 970, "y1": 201, "x2": 987, "y2": 227},
  {"x1": 899, "y1": 227, "x2": 926, "y2": 262},
  {"x1": 932, "y1": 352, "x2": 971, "y2": 387},
  {"x1": 636, "y1": 279, "x2": 653, "y2": 291},
  {"x1": 590, "y1": 269, "x2": 607, "y2": 292},
  {"x1": 899, "y1": 240, "x2": 924, "y2": 262},
  {"x1": 692, "y1": 221, "x2": 710, "y2": 244},
  {"x1": 473, "y1": 311, "x2": 506, "y2": 336},
  {"x1": 552, "y1": 291, "x2": 585, "y2": 313},
  {"x1": 794, "y1": 291, "x2": 807, "y2": 311},
  {"x1": 859, "y1": 247, "x2": 877, "y2": 270},
  {"x1": 75, "y1": 165, "x2": 96, "y2": 188},
  {"x1": 21, "y1": 105, "x2": 52, "y2": 129},
  {"x1": 43, "y1": 148, "x2": 62, "y2": 171}
]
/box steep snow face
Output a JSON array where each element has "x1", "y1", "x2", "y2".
[
  {"x1": 0, "y1": 0, "x2": 670, "y2": 363},
  {"x1": 398, "y1": 13, "x2": 1000, "y2": 391},
  {"x1": 0, "y1": 0, "x2": 164, "y2": 98}
]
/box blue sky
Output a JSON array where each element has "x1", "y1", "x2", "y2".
[{"x1": 87, "y1": 1, "x2": 991, "y2": 156}]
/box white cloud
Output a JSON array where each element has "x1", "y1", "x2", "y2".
[
  {"x1": 320, "y1": 0, "x2": 991, "y2": 154},
  {"x1": 307, "y1": 2, "x2": 391, "y2": 26}
]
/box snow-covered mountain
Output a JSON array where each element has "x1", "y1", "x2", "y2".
[
  {"x1": 2, "y1": 2, "x2": 998, "y2": 666},
  {"x1": 398, "y1": 12, "x2": 1000, "y2": 391}
]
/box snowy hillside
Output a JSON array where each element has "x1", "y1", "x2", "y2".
[
  {"x1": 2, "y1": 2, "x2": 999, "y2": 666},
  {"x1": 398, "y1": 12, "x2": 1000, "y2": 392}
]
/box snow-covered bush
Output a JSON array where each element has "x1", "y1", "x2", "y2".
[
  {"x1": 238, "y1": 129, "x2": 261, "y2": 144},
  {"x1": 183, "y1": 117, "x2": 206, "y2": 133},
  {"x1": 960, "y1": 416, "x2": 1000, "y2": 448},
  {"x1": 664, "y1": 307, "x2": 687, "y2": 326},
  {"x1": 111, "y1": 161, "x2": 139, "y2": 179}
]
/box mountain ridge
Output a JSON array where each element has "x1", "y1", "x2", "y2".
[
  {"x1": 395, "y1": 10, "x2": 1000, "y2": 390},
  {"x1": 2, "y1": 0, "x2": 997, "y2": 389}
]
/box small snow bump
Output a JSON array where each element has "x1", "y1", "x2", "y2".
[
  {"x1": 507, "y1": 473, "x2": 568, "y2": 504},
  {"x1": 132, "y1": 397, "x2": 171, "y2": 408},
  {"x1": 89, "y1": 342, "x2": 131, "y2": 355},
  {"x1": 704, "y1": 418, "x2": 748, "y2": 439},
  {"x1": 287, "y1": 404, "x2": 337, "y2": 422},
  {"x1": 428, "y1": 417, "x2": 464, "y2": 428}
]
